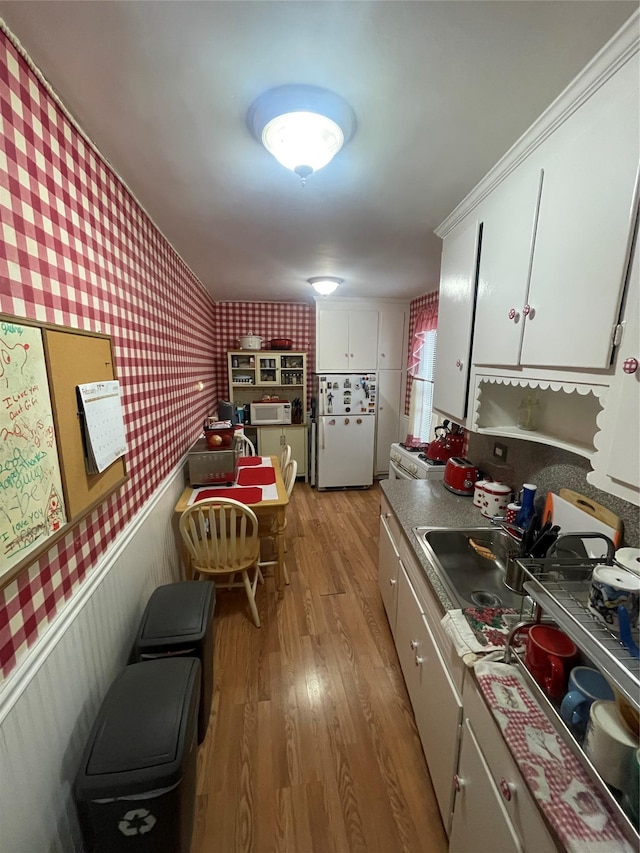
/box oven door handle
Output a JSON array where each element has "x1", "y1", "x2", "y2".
[{"x1": 389, "y1": 459, "x2": 415, "y2": 480}]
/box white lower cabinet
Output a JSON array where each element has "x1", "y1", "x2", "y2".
[
  {"x1": 257, "y1": 425, "x2": 307, "y2": 478},
  {"x1": 395, "y1": 563, "x2": 463, "y2": 833},
  {"x1": 378, "y1": 510, "x2": 400, "y2": 634},
  {"x1": 452, "y1": 677, "x2": 559, "y2": 852},
  {"x1": 449, "y1": 718, "x2": 523, "y2": 853}
]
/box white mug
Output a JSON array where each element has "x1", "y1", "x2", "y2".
[
  {"x1": 481, "y1": 482, "x2": 511, "y2": 519},
  {"x1": 588, "y1": 565, "x2": 640, "y2": 631},
  {"x1": 583, "y1": 700, "x2": 638, "y2": 792}
]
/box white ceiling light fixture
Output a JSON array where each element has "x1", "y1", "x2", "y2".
[
  {"x1": 308, "y1": 276, "x2": 342, "y2": 296},
  {"x1": 248, "y1": 85, "x2": 356, "y2": 184}
]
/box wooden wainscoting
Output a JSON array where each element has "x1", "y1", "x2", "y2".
[{"x1": 193, "y1": 482, "x2": 447, "y2": 853}]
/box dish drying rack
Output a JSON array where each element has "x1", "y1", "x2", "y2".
[
  {"x1": 503, "y1": 555, "x2": 639, "y2": 845},
  {"x1": 508, "y1": 555, "x2": 639, "y2": 707}
]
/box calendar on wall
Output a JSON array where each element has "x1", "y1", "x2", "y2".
[{"x1": 76, "y1": 381, "x2": 128, "y2": 474}]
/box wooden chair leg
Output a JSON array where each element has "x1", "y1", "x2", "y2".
[{"x1": 242, "y1": 568, "x2": 261, "y2": 627}]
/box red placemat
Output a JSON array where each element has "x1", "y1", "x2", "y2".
[
  {"x1": 193, "y1": 487, "x2": 263, "y2": 505},
  {"x1": 238, "y1": 456, "x2": 264, "y2": 467},
  {"x1": 237, "y1": 467, "x2": 276, "y2": 486}
]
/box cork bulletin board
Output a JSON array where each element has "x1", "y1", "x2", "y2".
[
  {"x1": 0, "y1": 315, "x2": 127, "y2": 588},
  {"x1": 43, "y1": 327, "x2": 127, "y2": 521}
]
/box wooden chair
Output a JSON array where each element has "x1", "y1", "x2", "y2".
[
  {"x1": 235, "y1": 433, "x2": 256, "y2": 456},
  {"x1": 258, "y1": 458, "x2": 297, "y2": 585},
  {"x1": 279, "y1": 443, "x2": 292, "y2": 470},
  {"x1": 179, "y1": 498, "x2": 263, "y2": 627}
]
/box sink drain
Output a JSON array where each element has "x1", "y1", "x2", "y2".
[{"x1": 470, "y1": 590, "x2": 502, "y2": 608}]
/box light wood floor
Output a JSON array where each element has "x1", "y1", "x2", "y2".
[{"x1": 193, "y1": 482, "x2": 448, "y2": 853}]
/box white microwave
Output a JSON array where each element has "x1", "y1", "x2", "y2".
[{"x1": 249, "y1": 401, "x2": 292, "y2": 425}]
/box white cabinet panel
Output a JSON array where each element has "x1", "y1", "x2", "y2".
[
  {"x1": 378, "y1": 308, "x2": 407, "y2": 370},
  {"x1": 316, "y1": 309, "x2": 378, "y2": 371},
  {"x1": 449, "y1": 719, "x2": 523, "y2": 853},
  {"x1": 257, "y1": 425, "x2": 307, "y2": 478},
  {"x1": 316, "y1": 310, "x2": 350, "y2": 371},
  {"x1": 521, "y1": 55, "x2": 639, "y2": 369},
  {"x1": 433, "y1": 220, "x2": 481, "y2": 423},
  {"x1": 375, "y1": 369, "x2": 403, "y2": 475},
  {"x1": 395, "y1": 564, "x2": 462, "y2": 832},
  {"x1": 378, "y1": 513, "x2": 400, "y2": 634},
  {"x1": 473, "y1": 167, "x2": 542, "y2": 367},
  {"x1": 589, "y1": 224, "x2": 640, "y2": 503},
  {"x1": 348, "y1": 310, "x2": 379, "y2": 369}
]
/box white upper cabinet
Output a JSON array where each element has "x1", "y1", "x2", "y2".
[
  {"x1": 521, "y1": 54, "x2": 639, "y2": 370},
  {"x1": 316, "y1": 308, "x2": 378, "y2": 371},
  {"x1": 433, "y1": 220, "x2": 481, "y2": 423},
  {"x1": 377, "y1": 308, "x2": 407, "y2": 370},
  {"x1": 473, "y1": 167, "x2": 542, "y2": 367},
  {"x1": 474, "y1": 53, "x2": 639, "y2": 371},
  {"x1": 588, "y1": 222, "x2": 640, "y2": 504}
]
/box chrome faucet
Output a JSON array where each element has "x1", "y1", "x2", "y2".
[{"x1": 490, "y1": 515, "x2": 524, "y2": 543}]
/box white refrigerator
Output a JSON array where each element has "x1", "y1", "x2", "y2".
[{"x1": 313, "y1": 373, "x2": 377, "y2": 489}]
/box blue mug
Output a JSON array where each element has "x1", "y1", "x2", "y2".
[{"x1": 560, "y1": 666, "x2": 614, "y2": 734}]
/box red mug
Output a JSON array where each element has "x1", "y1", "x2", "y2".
[{"x1": 525, "y1": 625, "x2": 578, "y2": 700}]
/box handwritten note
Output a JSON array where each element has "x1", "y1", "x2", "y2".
[
  {"x1": 0, "y1": 321, "x2": 67, "y2": 578},
  {"x1": 77, "y1": 381, "x2": 127, "y2": 473}
]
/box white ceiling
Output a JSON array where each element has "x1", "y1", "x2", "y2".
[{"x1": 0, "y1": 1, "x2": 637, "y2": 304}]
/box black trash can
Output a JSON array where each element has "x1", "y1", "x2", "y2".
[
  {"x1": 134, "y1": 581, "x2": 215, "y2": 744},
  {"x1": 75, "y1": 658, "x2": 200, "y2": 853}
]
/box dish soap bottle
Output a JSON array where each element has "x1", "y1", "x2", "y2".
[
  {"x1": 514, "y1": 483, "x2": 537, "y2": 529},
  {"x1": 517, "y1": 393, "x2": 540, "y2": 431}
]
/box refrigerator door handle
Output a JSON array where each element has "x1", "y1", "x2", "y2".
[{"x1": 320, "y1": 417, "x2": 325, "y2": 450}]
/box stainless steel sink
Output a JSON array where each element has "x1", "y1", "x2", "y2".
[{"x1": 413, "y1": 526, "x2": 526, "y2": 610}]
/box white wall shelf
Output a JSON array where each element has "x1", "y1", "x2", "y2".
[{"x1": 471, "y1": 375, "x2": 607, "y2": 460}]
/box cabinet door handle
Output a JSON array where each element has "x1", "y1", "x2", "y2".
[
  {"x1": 380, "y1": 352, "x2": 386, "y2": 358},
  {"x1": 455, "y1": 359, "x2": 463, "y2": 369},
  {"x1": 522, "y1": 304, "x2": 531, "y2": 316},
  {"x1": 389, "y1": 578, "x2": 396, "y2": 587},
  {"x1": 410, "y1": 639, "x2": 419, "y2": 650},
  {"x1": 499, "y1": 778, "x2": 514, "y2": 802},
  {"x1": 623, "y1": 356, "x2": 639, "y2": 375},
  {"x1": 414, "y1": 655, "x2": 424, "y2": 666},
  {"x1": 453, "y1": 774, "x2": 463, "y2": 793},
  {"x1": 385, "y1": 512, "x2": 391, "y2": 519}
]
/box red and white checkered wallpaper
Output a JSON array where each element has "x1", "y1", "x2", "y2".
[
  {"x1": 0, "y1": 24, "x2": 431, "y2": 684},
  {"x1": 213, "y1": 302, "x2": 315, "y2": 408},
  {"x1": 0, "y1": 29, "x2": 221, "y2": 680}
]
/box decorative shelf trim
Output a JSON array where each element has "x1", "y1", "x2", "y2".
[{"x1": 475, "y1": 374, "x2": 608, "y2": 397}]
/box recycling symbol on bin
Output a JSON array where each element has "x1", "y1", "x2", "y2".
[{"x1": 118, "y1": 808, "x2": 157, "y2": 836}]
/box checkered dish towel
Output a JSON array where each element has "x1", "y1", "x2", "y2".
[{"x1": 474, "y1": 659, "x2": 635, "y2": 853}]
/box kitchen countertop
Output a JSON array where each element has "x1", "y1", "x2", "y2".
[{"x1": 380, "y1": 478, "x2": 493, "y2": 611}]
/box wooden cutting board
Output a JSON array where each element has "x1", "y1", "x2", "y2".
[{"x1": 542, "y1": 489, "x2": 623, "y2": 550}]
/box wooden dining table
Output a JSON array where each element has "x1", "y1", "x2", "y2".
[{"x1": 173, "y1": 455, "x2": 289, "y2": 590}]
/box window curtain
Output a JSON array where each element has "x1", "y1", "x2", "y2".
[{"x1": 406, "y1": 298, "x2": 438, "y2": 446}]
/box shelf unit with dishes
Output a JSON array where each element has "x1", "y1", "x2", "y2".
[
  {"x1": 504, "y1": 556, "x2": 640, "y2": 847},
  {"x1": 470, "y1": 375, "x2": 608, "y2": 459},
  {"x1": 228, "y1": 351, "x2": 306, "y2": 394},
  {"x1": 227, "y1": 350, "x2": 308, "y2": 479}
]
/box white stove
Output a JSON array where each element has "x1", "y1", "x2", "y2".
[{"x1": 388, "y1": 442, "x2": 446, "y2": 481}]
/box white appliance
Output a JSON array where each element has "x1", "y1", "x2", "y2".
[
  {"x1": 388, "y1": 442, "x2": 446, "y2": 481},
  {"x1": 249, "y1": 400, "x2": 291, "y2": 425},
  {"x1": 314, "y1": 373, "x2": 377, "y2": 488}
]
